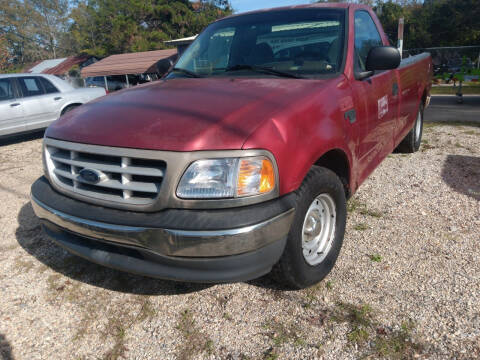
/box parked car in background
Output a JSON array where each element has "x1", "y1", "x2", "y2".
[
  {"x1": 31, "y1": 4, "x2": 432, "y2": 289},
  {"x1": 0, "y1": 74, "x2": 106, "y2": 137},
  {"x1": 85, "y1": 75, "x2": 128, "y2": 91},
  {"x1": 85, "y1": 74, "x2": 159, "y2": 92}
]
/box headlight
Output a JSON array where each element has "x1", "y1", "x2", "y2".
[{"x1": 176, "y1": 157, "x2": 275, "y2": 199}]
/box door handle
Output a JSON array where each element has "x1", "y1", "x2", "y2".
[
  {"x1": 54, "y1": 97, "x2": 62, "y2": 101},
  {"x1": 392, "y1": 83, "x2": 399, "y2": 96},
  {"x1": 10, "y1": 103, "x2": 21, "y2": 107}
]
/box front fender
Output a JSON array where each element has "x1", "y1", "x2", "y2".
[{"x1": 242, "y1": 77, "x2": 354, "y2": 196}]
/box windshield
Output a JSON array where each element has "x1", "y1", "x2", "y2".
[{"x1": 171, "y1": 8, "x2": 346, "y2": 79}]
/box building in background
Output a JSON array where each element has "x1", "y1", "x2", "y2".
[
  {"x1": 24, "y1": 55, "x2": 98, "y2": 87},
  {"x1": 80, "y1": 49, "x2": 177, "y2": 92},
  {"x1": 164, "y1": 35, "x2": 197, "y2": 56}
]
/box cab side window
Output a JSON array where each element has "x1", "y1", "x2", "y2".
[
  {"x1": 17, "y1": 77, "x2": 45, "y2": 97},
  {"x1": 354, "y1": 11, "x2": 383, "y2": 71},
  {"x1": 39, "y1": 77, "x2": 59, "y2": 94},
  {"x1": 0, "y1": 79, "x2": 14, "y2": 101}
]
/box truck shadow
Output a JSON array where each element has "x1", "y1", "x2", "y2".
[
  {"x1": 0, "y1": 130, "x2": 44, "y2": 147},
  {"x1": 15, "y1": 203, "x2": 211, "y2": 295},
  {"x1": 0, "y1": 333, "x2": 14, "y2": 360},
  {"x1": 441, "y1": 154, "x2": 480, "y2": 201}
]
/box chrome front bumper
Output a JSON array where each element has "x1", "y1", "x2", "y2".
[{"x1": 31, "y1": 195, "x2": 295, "y2": 258}]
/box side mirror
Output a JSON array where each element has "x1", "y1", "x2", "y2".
[{"x1": 366, "y1": 46, "x2": 401, "y2": 71}]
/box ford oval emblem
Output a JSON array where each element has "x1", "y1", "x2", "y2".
[{"x1": 79, "y1": 169, "x2": 104, "y2": 184}]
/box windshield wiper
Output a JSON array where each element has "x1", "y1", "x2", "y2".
[
  {"x1": 223, "y1": 64, "x2": 304, "y2": 79},
  {"x1": 171, "y1": 67, "x2": 203, "y2": 78}
]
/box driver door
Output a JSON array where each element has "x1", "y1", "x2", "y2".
[{"x1": 349, "y1": 10, "x2": 398, "y2": 182}]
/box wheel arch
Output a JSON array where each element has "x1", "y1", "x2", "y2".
[
  {"x1": 60, "y1": 102, "x2": 82, "y2": 115},
  {"x1": 313, "y1": 148, "x2": 352, "y2": 199}
]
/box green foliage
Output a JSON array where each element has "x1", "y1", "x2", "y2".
[
  {"x1": 0, "y1": 0, "x2": 70, "y2": 64},
  {"x1": 1, "y1": 0, "x2": 478, "y2": 69},
  {"x1": 0, "y1": 0, "x2": 231, "y2": 65},
  {"x1": 67, "y1": 0, "x2": 231, "y2": 57},
  {"x1": 354, "y1": 223, "x2": 369, "y2": 231},
  {"x1": 370, "y1": 254, "x2": 382, "y2": 262},
  {"x1": 376, "y1": 0, "x2": 480, "y2": 49},
  {"x1": 0, "y1": 34, "x2": 8, "y2": 70}
]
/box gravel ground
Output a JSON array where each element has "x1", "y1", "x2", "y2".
[{"x1": 0, "y1": 121, "x2": 479, "y2": 360}]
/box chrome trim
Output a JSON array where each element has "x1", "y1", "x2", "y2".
[
  {"x1": 32, "y1": 194, "x2": 295, "y2": 257},
  {"x1": 43, "y1": 137, "x2": 280, "y2": 212}
]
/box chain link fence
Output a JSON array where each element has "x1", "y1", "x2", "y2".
[{"x1": 405, "y1": 46, "x2": 480, "y2": 102}]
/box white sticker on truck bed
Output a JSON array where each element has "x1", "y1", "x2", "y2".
[{"x1": 378, "y1": 95, "x2": 388, "y2": 119}]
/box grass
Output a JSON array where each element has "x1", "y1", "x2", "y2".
[
  {"x1": 331, "y1": 303, "x2": 374, "y2": 346},
  {"x1": 176, "y1": 309, "x2": 215, "y2": 360},
  {"x1": 347, "y1": 198, "x2": 363, "y2": 212},
  {"x1": 374, "y1": 321, "x2": 423, "y2": 359},
  {"x1": 325, "y1": 280, "x2": 333, "y2": 290},
  {"x1": 101, "y1": 297, "x2": 158, "y2": 360},
  {"x1": 359, "y1": 208, "x2": 383, "y2": 218},
  {"x1": 263, "y1": 318, "x2": 306, "y2": 350},
  {"x1": 263, "y1": 348, "x2": 279, "y2": 360},
  {"x1": 354, "y1": 223, "x2": 369, "y2": 231},
  {"x1": 330, "y1": 302, "x2": 423, "y2": 358},
  {"x1": 348, "y1": 326, "x2": 370, "y2": 345},
  {"x1": 302, "y1": 282, "x2": 325, "y2": 308},
  {"x1": 370, "y1": 254, "x2": 382, "y2": 262},
  {"x1": 102, "y1": 316, "x2": 128, "y2": 360},
  {"x1": 347, "y1": 198, "x2": 383, "y2": 218},
  {"x1": 431, "y1": 85, "x2": 480, "y2": 95}
]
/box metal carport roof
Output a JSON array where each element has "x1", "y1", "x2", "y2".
[{"x1": 81, "y1": 49, "x2": 177, "y2": 77}]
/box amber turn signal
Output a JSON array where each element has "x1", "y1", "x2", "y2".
[{"x1": 236, "y1": 157, "x2": 275, "y2": 197}]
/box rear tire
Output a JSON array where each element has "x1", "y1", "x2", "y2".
[
  {"x1": 396, "y1": 103, "x2": 424, "y2": 153},
  {"x1": 272, "y1": 166, "x2": 347, "y2": 289}
]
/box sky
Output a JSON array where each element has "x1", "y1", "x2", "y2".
[{"x1": 230, "y1": 0, "x2": 312, "y2": 14}]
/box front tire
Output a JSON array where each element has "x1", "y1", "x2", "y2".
[
  {"x1": 272, "y1": 166, "x2": 347, "y2": 289},
  {"x1": 396, "y1": 103, "x2": 424, "y2": 153}
]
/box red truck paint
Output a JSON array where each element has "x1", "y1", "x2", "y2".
[{"x1": 47, "y1": 4, "x2": 431, "y2": 199}]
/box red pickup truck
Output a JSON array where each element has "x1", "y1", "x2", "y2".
[{"x1": 31, "y1": 3, "x2": 432, "y2": 289}]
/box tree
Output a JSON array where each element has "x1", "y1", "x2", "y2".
[
  {"x1": 0, "y1": 34, "x2": 8, "y2": 70},
  {"x1": 67, "y1": 0, "x2": 231, "y2": 57},
  {"x1": 376, "y1": 1, "x2": 405, "y2": 44},
  {"x1": 429, "y1": 0, "x2": 480, "y2": 47},
  {"x1": 30, "y1": 0, "x2": 70, "y2": 58}
]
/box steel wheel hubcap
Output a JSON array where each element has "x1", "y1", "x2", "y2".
[{"x1": 302, "y1": 193, "x2": 336, "y2": 266}]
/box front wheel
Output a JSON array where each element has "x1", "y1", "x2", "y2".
[{"x1": 272, "y1": 166, "x2": 347, "y2": 289}]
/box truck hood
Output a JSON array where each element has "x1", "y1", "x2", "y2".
[{"x1": 46, "y1": 77, "x2": 330, "y2": 151}]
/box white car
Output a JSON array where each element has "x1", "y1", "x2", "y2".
[{"x1": 0, "y1": 73, "x2": 106, "y2": 137}]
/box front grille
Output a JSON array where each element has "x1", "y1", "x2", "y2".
[{"x1": 45, "y1": 143, "x2": 166, "y2": 205}]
